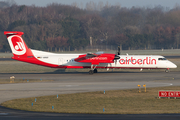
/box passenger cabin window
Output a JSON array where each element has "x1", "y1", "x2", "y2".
[{"x1": 158, "y1": 58, "x2": 167, "y2": 60}]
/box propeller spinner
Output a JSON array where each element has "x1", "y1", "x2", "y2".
[
  {"x1": 115, "y1": 46, "x2": 121, "y2": 65},
  {"x1": 114, "y1": 55, "x2": 120, "y2": 60}
]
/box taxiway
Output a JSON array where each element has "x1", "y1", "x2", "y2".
[{"x1": 0, "y1": 71, "x2": 180, "y2": 120}]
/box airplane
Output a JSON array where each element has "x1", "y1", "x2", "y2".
[{"x1": 4, "y1": 31, "x2": 177, "y2": 74}]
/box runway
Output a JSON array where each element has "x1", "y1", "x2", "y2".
[
  {"x1": 0, "y1": 72, "x2": 180, "y2": 103},
  {"x1": 0, "y1": 71, "x2": 180, "y2": 120}
]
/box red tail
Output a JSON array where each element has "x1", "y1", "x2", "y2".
[{"x1": 4, "y1": 31, "x2": 33, "y2": 58}]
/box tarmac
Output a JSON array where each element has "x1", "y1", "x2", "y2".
[{"x1": 0, "y1": 71, "x2": 180, "y2": 120}]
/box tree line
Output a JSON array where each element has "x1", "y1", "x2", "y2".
[{"x1": 1, "y1": 1, "x2": 180, "y2": 52}]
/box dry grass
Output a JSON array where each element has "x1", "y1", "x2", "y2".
[
  {"x1": 0, "y1": 61, "x2": 58, "y2": 73},
  {"x1": 2, "y1": 86, "x2": 180, "y2": 114},
  {"x1": 0, "y1": 79, "x2": 53, "y2": 84},
  {"x1": 0, "y1": 53, "x2": 13, "y2": 58}
]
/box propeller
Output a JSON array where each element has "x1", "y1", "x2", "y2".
[
  {"x1": 117, "y1": 46, "x2": 120, "y2": 55},
  {"x1": 114, "y1": 46, "x2": 121, "y2": 65}
]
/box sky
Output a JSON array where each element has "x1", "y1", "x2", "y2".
[{"x1": 5, "y1": 0, "x2": 180, "y2": 9}]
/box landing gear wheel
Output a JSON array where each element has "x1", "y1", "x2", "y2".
[
  {"x1": 165, "y1": 69, "x2": 169, "y2": 73},
  {"x1": 89, "y1": 70, "x2": 94, "y2": 74},
  {"x1": 94, "y1": 69, "x2": 97, "y2": 73}
]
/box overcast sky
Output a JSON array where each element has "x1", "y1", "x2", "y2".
[{"x1": 7, "y1": 0, "x2": 180, "y2": 9}]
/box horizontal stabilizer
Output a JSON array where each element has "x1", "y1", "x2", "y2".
[{"x1": 4, "y1": 31, "x2": 24, "y2": 37}]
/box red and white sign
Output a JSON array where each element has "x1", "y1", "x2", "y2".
[{"x1": 159, "y1": 91, "x2": 180, "y2": 97}]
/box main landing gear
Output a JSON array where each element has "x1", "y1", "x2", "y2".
[
  {"x1": 94, "y1": 68, "x2": 97, "y2": 73},
  {"x1": 89, "y1": 65, "x2": 98, "y2": 74},
  {"x1": 89, "y1": 68, "x2": 98, "y2": 74}
]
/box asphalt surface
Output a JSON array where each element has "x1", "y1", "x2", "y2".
[
  {"x1": 0, "y1": 71, "x2": 180, "y2": 119},
  {"x1": 1, "y1": 105, "x2": 180, "y2": 120}
]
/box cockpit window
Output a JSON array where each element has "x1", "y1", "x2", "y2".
[{"x1": 158, "y1": 58, "x2": 167, "y2": 60}]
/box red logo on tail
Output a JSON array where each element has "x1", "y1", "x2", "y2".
[
  {"x1": 12, "y1": 36, "x2": 25, "y2": 52},
  {"x1": 8, "y1": 35, "x2": 26, "y2": 55}
]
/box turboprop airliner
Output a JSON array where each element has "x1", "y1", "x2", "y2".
[{"x1": 4, "y1": 31, "x2": 177, "y2": 74}]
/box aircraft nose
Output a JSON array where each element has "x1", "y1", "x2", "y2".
[
  {"x1": 170, "y1": 62, "x2": 177, "y2": 68},
  {"x1": 173, "y1": 64, "x2": 177, "y2": 68}
]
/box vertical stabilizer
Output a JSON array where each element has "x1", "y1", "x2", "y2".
[{"x1": 4, "y1": 31, "x2": 33, "y2": 57}]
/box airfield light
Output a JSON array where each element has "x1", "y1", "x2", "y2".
[
  {"x1": 138, "y1": 85, "x2": 141, "y2": 93},
  {"x1": 143, "y1": 84, "x2": 146, "y2": 92}
]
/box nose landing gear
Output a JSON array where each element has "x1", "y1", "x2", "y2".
[{"x1": 165, "y1": 68, "x2": 169, "y2": 73}]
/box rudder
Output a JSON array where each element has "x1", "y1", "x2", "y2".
[{"x1": 4, "y1": 31, "x2": 33, "y2": 57}]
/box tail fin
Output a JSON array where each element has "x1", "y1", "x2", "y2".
[{"x1": 4, "y1": 31, "x2": 33, "y2": 57}]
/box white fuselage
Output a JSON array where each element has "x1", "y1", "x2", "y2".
[{"x1": 31, "y1": 49, "x2": 177, "y2": 69}]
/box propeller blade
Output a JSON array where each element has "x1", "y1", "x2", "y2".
[
  {"x1": 114, "y1": 55, "x2": 120, "y2": 60},
  {"x1": 117, "y1": 46, "x2": 120, "y2": 55},
  {"x1": 114, "y1": 55, "x2": 120, "y2": 65}
]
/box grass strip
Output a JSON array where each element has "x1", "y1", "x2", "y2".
[
  {"x1": 0, "y1": 79, "x2": 53, "y2": 84},
  {"x1": 2, "y1": 86, "x2": 180, "y2": 114}
]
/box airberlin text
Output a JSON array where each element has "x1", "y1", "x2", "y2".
[
  {"x1": 119, "y1": 57, "x2": 156, "y2": 65},
  {"x1": 90, "y1": 57, "x2": 108, "y2": 60}
]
